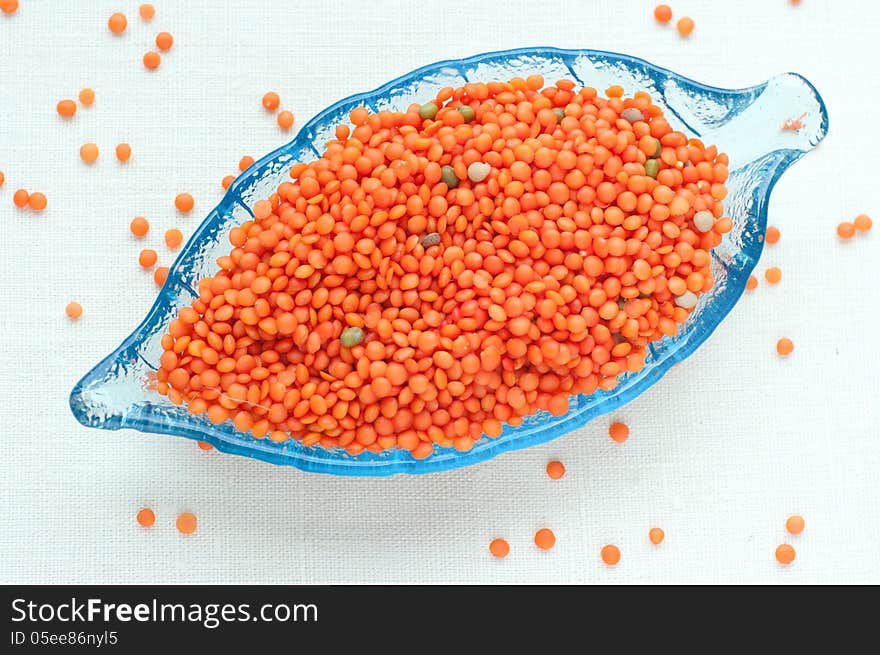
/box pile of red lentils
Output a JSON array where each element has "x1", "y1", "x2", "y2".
[{"x1": 155, "y1": 75, "x2": 731, "y2": 458}]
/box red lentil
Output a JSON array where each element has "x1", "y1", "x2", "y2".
[
  {"x1": 175, "y1": 193, "x2": 194, "y2": 213},
  {"x1": 57, "y1": 99, "x2": 77, "y2": 118},
  {"x1": 130, "y1": 216, "x2": 149, "y2": 237},
  {"x1": 79, "y1": 88, "x2": 95, "y2": 106},
  {"x1": 154, "y1": 266, "x2": 170, "y2": 287},
  {"x1": 197, "y1": 441, "x2": 214, "y2": 451},
  {"x1": 116, "y1": 143, "x2": 132, "y2": 162},
  {"x1": 746, "y1": 275, "x2": 758, "y2": 291},
  {"x1": 80, "y1": 143, "x2": 99, "y2": 164},
  {"x1": 176, "y1": 512, "x2": 197, "y2": 534},
  {"x1": 156, "y1": 32, "x2": 173, "y2": 51},
  {"x1": 108, "y1": 12, "x2": 127, "y2": 34},
  {"x1": 0, "y1": 171, "x2": 4, "y2": 187},
  {"x1": 66, "y1": 301, "x2": 83, "y2": 320},
  {"x1": 277, "y1": 110, "x2": 294, "y2": 130},
  {"x1": 239, "y1": 156, "x2": 255, "y2": 172},
  {"x1": 546, "y1": 460, "x2": 566, "y2": 479},
  {"x1": 786, "y1": 514, "x2": 805, "y2": 535},
  {"x1": 1, "y1": 0, "x2": 18, "y2": 14},
  {"x1": 765, "y1": 267, "x2": 782, "y2": 284},
  {"x1": 837, "y1": 222, "x2": 855, "y2": 239},
  {"x1": 139, "y1": 248, "x2": 158, "y2": 268},
  {"x1": 677, "y1": 16, "x2": 694, "y2": 36},
  {"x1": 165, "y1": 228, "x2": 184, "y2": 249},
  {"x1": 649, "y1": 527, "x2": 664, "y2": 544},
  {"x1": 28, "y1": 192, "x2": 47, "y2": 211},
  {"x1": 609, "y1": 422, "x2": 630, "y2": 443},
  {"x1": 143, "y1": 51, "x2": 161, "y2": 70},
  {"x1": 489, "y1": 538, "x2": 510, "y2": 558},
  {"x1": 13, "y1": 189, "x2": 29, "y2": 207},
  {"x1": 765, "y1": 226, "x2": 780, "y2": 244},
  {"x1": 654, "y1": 5, "x2": 672, "y2": 23},
  {"x1": 263, "y1": 92, "x2": 280, "y2": 112},
  {"x1": 222, "y1": 175, "x2": 236, "y2": 190},
  {"x1": 775, "y1": 544, "x2": 795, "y2": 565},
  {"x1": 136, "y1": 508, "x2": 156, "y2": 527},
  {"x1": 853, "y1": 214, "x2": 872, "y2": 233},
  {"x1": 601, "y1": 544, "x2": 621, "y2": 565},
  {"x1": 776, "y1": 338, "x2": 794, "y2": 356},
  {"x1": 534, "y1": 528, "x2": 556, "y2": 550},
  {"x1": 156, "y1": 77, "x2": 729, "y2": 456},
  {"x1": 139, "y1": 4, "x2": 155, "y2": 21}
]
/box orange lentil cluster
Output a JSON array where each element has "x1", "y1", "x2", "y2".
[{"x1": 155, "y1": 75, "x2": 730, "y2": 457}]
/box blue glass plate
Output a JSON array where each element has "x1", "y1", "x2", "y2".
[{"x1": 70, "y1": 47, "x2": 828, "y2": 475}]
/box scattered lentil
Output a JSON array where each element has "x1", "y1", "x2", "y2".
[
  {"x1": 609, "y1": 422, "x2": 630, "y2": 443},
  {"x1": 136, "y1": 508, "x2": 156, "y2": 527},
  {"x1": 677, "y1": 16, "x2": 694, "y2": 36},
  {"x1": 116, "y1": 143, "x2": 132, "y2": 162},
  {"x1": 165, "y1": 228, "x2": 184, "y2": 249},
  {"x1": 155, "y1": 31, "x2": 173, "y2": 51},
  {"x1": 57, "y1": 99, "x2": 77, "y2": 118},
  {"x1": 66, "y1": 301, "x2": 83, "y2": 320},
  {"x1": 489, "y1": 538, "x2": 510, "y2": 558},
  {"x1": 654, "y1": 4, "x2": 672, "y2": 23},
  {"x1": 776, "y1": 338, "x2": 794, "y2": 356},
  {"x1": 546, "y1": 460, "x2": 565, "y2": 479},
  {"x1": 154, "y1": 266, "x2": 169, "y2": 286},
  {"x1": 765, "y1": 226, "x2": 780, "y2": 244},
  {"x1": 139, "y1": 248, "x2": 158, "y2": 268},
  {"x1": 80, "y1": 143, "x2": 99, "y2": 164},
  {"x1": 175, "y1": 193, "x2": 194, "y2": 213},
  {"x1": 277, "y1": 110, "x2": 294, "y2": 130},
  {"x1": 108, "y1": 12, "x2": 127, "y2": 34},
  {"x1": 197, "y1": 441, "x2": 214, "y2": 451},
  {"x1": 139, "y1": 4, "x2": 155, "y2": 21},
  {"x1": 239, "y1": 156, "x2": 254, "y2": 172},
  {"x1": 28, "y1": 192, "x2": 47, "y2": 211},
  {"x1": 143, "y1": 51, "x2": 161, "y2": 70},
  {"x1": 176, "y1": 512, "x2": 197, "y2": 534},
  {"x1": 79, "y1": 88, "x2": 95, "y2": 106},
  {"x1": 601, "y1": 544, "x2": 621, "y2": 565},
  {"x1": 262, "y1": 92, "x2": 280, "y2": 112},
  {"x1": 534, "y1": 528, "x2": 556, "y2": 550},
  {"x1": 649, "y1": 527, "x2": 665, "y2": 544},
  {"x1": 0, "y1": 0, "x2": 18, "y2": 14},
  {"x1": 765, "y1": 267, "x2": 782, "y2": 284},
  {"x1": 13, "y1": 189, "x2": 29, "y2": 207},
  {"x1": 775, "y1": 544, "x2": 795, "y2": 565},
  {"x1": 130, "y1": 216, "x2": 149, "y2": 237},
  {"x1": 222, "y1": 175, "x2": 235, "y2": 190},
  {"x1": 853, "y1": 214, "x2": 872, "y2": 233},
  {"x1": 746, "y1": 275, "x2": 758, "y2": 291},
  {"x1": 786, "y1": 515, "x2": 805, "y2": 535}
]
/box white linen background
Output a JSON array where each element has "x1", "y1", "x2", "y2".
[{"x1": 1, "y1": 0, "x2": 878, "y2": 584}]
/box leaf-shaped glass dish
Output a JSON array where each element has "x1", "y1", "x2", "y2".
[{"x1": 70, "y1": 47, "x2": 828, "y2": 476}]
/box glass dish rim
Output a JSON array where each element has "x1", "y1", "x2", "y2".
[{"x1": 70, "y1": 46, "x2": 829, "y2": 476}]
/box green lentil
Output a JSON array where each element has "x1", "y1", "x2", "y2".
[
  {"x1": 340, "y1": 327, "x2": 365, "y2": 348},
  {"x1": 418, "y1": 102, "x2": 438, "y2": 120},
  {"x1": 457, "y1": 105, "x2": 475, "y2": 122},
  {"x1": 552, "y1": 107, "x2": 565, "y2": 123},
  {"x1": 645, "y1": 158, "x2": 660, "y2": 179},
  {"x1": 420, "y1": 232, "x2": 441, "y2": 248},
  {"x1": 440, "y1": 165, "x2": 459, "y2": 189},
  {"x1": 652, "y1": 138, "x2": 662, "y2": 158}
]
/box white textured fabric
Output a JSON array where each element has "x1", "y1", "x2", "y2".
[{"x1": 1, "y1": 0, "x2": 879, "y2": 584}]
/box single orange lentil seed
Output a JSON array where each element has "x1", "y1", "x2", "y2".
[
  {"x1": 79, "y1": 88, "x2": 95, "y2": 106},
  {"x1": 765, "y1": 226, "x2": 780, "y2": 244},
  {"x1": 130, "y1": 216, "x2": 149, "y2": 237},
  {"x1": 649, "y1": 528, "x2": 665, "y2": 545},
  {"x1": 853, "y1": 214, "x2": 872, "y2": 233},
  {"x1": 239, "y1": 156, "x2": 254, "y2": 172},
  {"x1": 1, "y1": 0, "x2": 18, "y2": 15},
  {"x1": 136, "y1": 508, "x2": 156, "y2": 527},
  {"x1": 28, "y1": 192, "x2": 47, "y2": 211},
  {"x1": 654, "y1": 4, "x2": 672, "y2": 23},
  {"x1": 175, "y1": 193, "x2": 194, "y2": 213},
  {"x1": 601, "y1": 544, "x2": 621, "y2": 566},
  {"x1": 165, "y1": 228, "x2": 184, "y2": 249},
  {"x1": 776, "y1": 338, "x2": 794, "y2": 356},
  {"x1": 13, "y1": 189, "x2": 29, "y2": 207},
  {"x1": 837, "y1": 222, "x2": 855, "y2": 239},
  {"x1": 222, "y1": 175, "x2": 235, "y2": 190},
  {"x1": 139, "y1": 248, "x2": 158, "y2": 268},
  {"x1": 66, "y1": 301, "x2": 83, "y2": 320},
  {"x1": 534, "y1": 528, "x2": 556, "y2": 550},
  {"x1": 57, "y1": 99, "x2": 77, "y2": 118},
  {"x1": 262, "y1": 92, "x2": 280, "y2": 112},
  {"x1": 156, "y1": 31, "x2": 173, "y2": 51},
  {"x1": 775, "y1": 544, "x2": 795, "y2": 565},
  {"x1": 786, "y1": 515, "x2": 805, "y2": 535},
  {"x1": 489, "y1": 538, "x2": 510, "y2": 558},
  {"x1": 277, "y1": 110, "x2": 294, "y2": 130},
  {"x1": 143, "y1": 51, "x2": 161, "y2": 70},
  {"x1": 677, "y1": 16, "x2": 695, "y2": 36},
  {"x1": 546, "y1": 460, "x2": 566, "y2": 480},
  {"x1": 154, "y1": 266, "x2": 169, "y2": 287},
  {"x1": 176, "y1": 512, "x2": 197, "y2": 534},
  {"x1": 765, "y1": 267, "x2": 782, "y2": 284},
  {"x1": 108, "y1": 12, "x2": 127, "y2": 34},
  {"x1": 609, "y1": 422, "x2": 630, "y2": 443},
  {"x1": 197, "y1": 441, "x2": 214, "y2": 451},
  {"x1": 139, "y1": 4, "x2": 155, "y2": 20},
  {"x1": 80, "y1": 143, "x2": 99, "y2": 163},
  {"x1": 0, "y1": 171, "x2": 4, "y2": 187},
  {"x1": 116, "y1": 143, "x2": 132, "y2": 162},
  {"x1": 746, "y1": 275, "x2": 758, "y2": 291}
]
